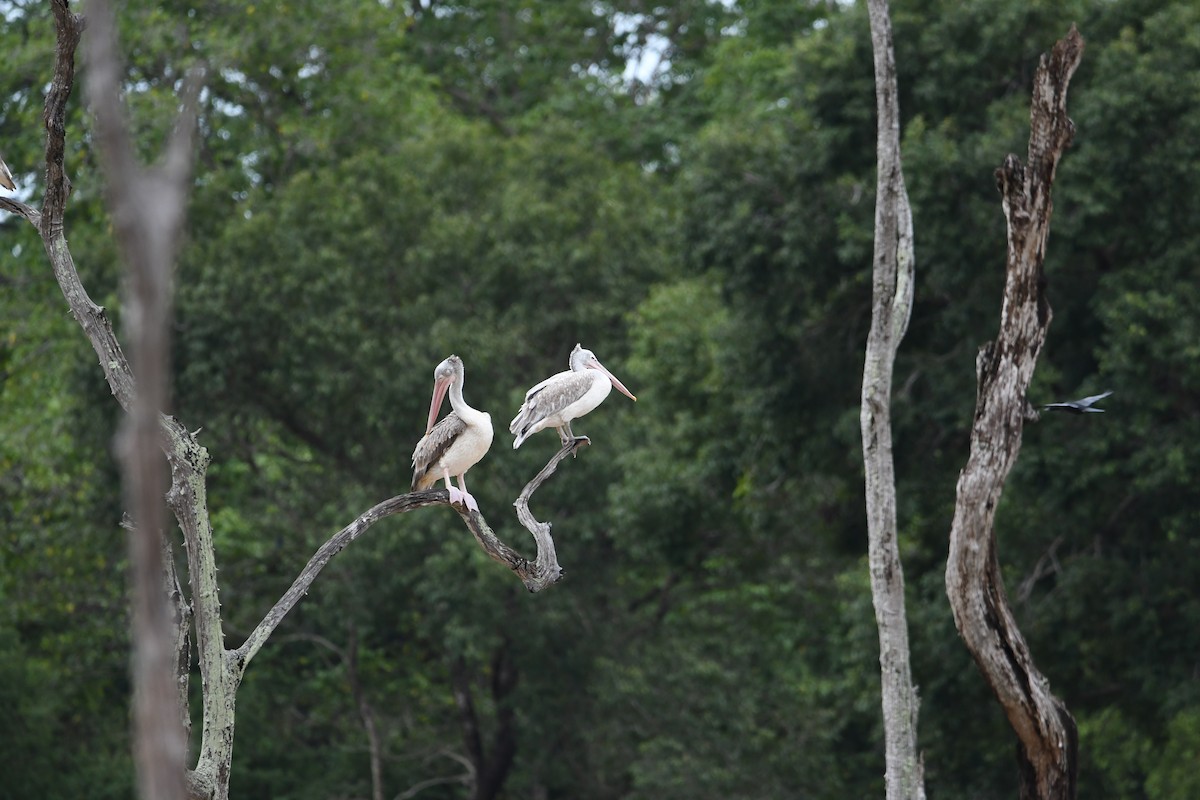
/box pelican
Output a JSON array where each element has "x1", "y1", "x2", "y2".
[
  {"x1": 411, "y1": 355, "x2": 494, "y2": 512},
  {"x1": 0, "y1": 155, "x2": 14, "y2": 191},
  {"x1": 510, "y1": 343, "x2": 636, "y2": 449}
]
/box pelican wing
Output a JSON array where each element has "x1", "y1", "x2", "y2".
[
  {"x1": 0, "y1": 155, "x2": 14, "y2": 191},
  {"x1": 411, "y1": 410, "x2": 467, "y2": 490},
  {"x1": 510, "y1": 371, "x2": 595, "y2": 435}
]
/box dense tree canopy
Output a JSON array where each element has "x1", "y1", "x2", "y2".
[{"x1": 2, "y1": 0, "x2": 1198, "y2": 797}]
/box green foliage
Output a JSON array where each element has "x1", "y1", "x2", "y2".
[
  {"x1": 1145, "y1": 707, "x2": 1200, "y2": 799},
  {"x1": 4, "y1": 0, "x2": 1200, "y2": 797}
]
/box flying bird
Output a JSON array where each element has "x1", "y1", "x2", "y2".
[
  {"x1": 0, "y1": 154, "x2": 15, "y2": 191},
  {"x1": 510, "y1": 343, "x2": 636, "y2": 449},
  {"x1": 1042, "y1": 389, "x2": 1113, "y2": 414},
  {"x1": 411, "y1": 355, "x2": 494, "y2": 512}
]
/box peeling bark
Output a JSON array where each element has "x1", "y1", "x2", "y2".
[
  {"x1": 862, "y1": 1, "x2": 924, "y2": 797},
  {"x1": 945, "y1": 27, "x2": 1084, "y2": 800}
]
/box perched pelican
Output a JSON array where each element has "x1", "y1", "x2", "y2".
[
  {"x1": 411, "y1": 355, "x2": 494, "y2": 512},
  {"x1": 510, "y1": 343, "x2": 636, "y2": 449},
  {"x1": 0, "y1": 155, "x2": 14, "y2": 191}
]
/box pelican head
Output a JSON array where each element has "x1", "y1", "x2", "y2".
[
  {"x1": 426, "y1": 355, "x2": 464, "y2": 433},
  {"x1": 570, "y1": 343, "x2": 636, "y2": 402}
]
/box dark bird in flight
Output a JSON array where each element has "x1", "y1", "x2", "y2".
[{"x1": 1042, "y1": 390, "x2": 1113, "y2": 414}]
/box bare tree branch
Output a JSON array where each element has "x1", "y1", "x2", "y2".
[
  {"x1": 163, "y1": 529, "x2": 194, "y2": 745},
  {"x1": 40, "y1": 1, "x2": 134, "y2": 413},
  {"x1": 235, "y1": 492, "x2": 449, "y2": 670},
  {"x1": 945, "y1": 26, "x2": 1084, "y2": 800},
  {"x1": 861, "y1": 2, "x2": 924, "y2": 796},
  {"x1": 42, "y1": 0, "x2": 83, "y2": 241},
  {"x1": 0, "y1": 197, "x2": 42, "y2": 227},
  {"x1": 1016, "y1": 535, "x2": 1065, "y2": 605},
  {"x1": 507, "y1": 440, "x2": 587, "y2": 589}
]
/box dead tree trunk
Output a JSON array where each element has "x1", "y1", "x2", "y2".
[
  {"x1": 945, "y1": 27, "x2": 1084, "y2": 800},
  {"x1": 860, "y1": 1, "x2": 924, "y2": 797},
  {"x1": 0, "y1": 3, "x2": 574, "y2": 799}
]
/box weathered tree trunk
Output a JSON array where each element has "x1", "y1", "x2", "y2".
[
  {"x1": 2, "y1": 4, "x2": 585, "y2": 799},
  {"x1": 945, "y1": 27, "x2": 1085, "y2": 800},
  {"x1": 861, "y1": 1, "x2": 924, "y2": 798}
]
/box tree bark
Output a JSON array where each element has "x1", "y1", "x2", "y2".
[
  {"x1": 861, "y1": 2, "x2": 924, "y2": 798},
  {"x1": 6, "y1": 4, "x2": 575, "y2": 799},
  {"x1": 945, "y1": 26, "x2": 1084, "y2": 800}
]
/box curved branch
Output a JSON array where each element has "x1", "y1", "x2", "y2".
[
  {"x1": 236, "y1": 442, "x2": 585, "y2": 676},
  {"x1": 235, "y1": 491, "x2": 451, "y2": 671},
  {"x1": 0, "y1": 197, "x2": 41, "y2": 227},
  {"x1": 507, "y1": 439, "x2": 588, "y2": 590}
]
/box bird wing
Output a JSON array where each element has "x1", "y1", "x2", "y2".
[
  {"x1": 1076, "y1": 390, "x2": 1113, "y2": 408},
  {"x1": 510, "y1": 371, "x2": 595, "y2": 434},
  {"x1": 411, "y1": 410, "x2": 467, "y2": 490},
  {"x1": 0, "y1": 155, "x2": 14, "y2": 191}
]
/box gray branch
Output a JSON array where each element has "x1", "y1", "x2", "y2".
[
  {"x1": 861, "y1": 1, "x2": 924, "y2": 797},
  {"x1": 0, "y1": 197, "x2": 42, "y2": 227},
  {"x1": 236, "y1": 492, "x2": 450, "y2": 670},
  {"x1": 945, "y1": 26, "x2": 1084, "y2": 800},
  {"x1": 507, "y1": 440, "x2": 588, "y2": 590}
]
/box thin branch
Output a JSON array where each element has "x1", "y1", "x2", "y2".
[
  {"x1": 434, "y1": 440, "x2": 584, "y2": 594},
  {"x1": 235, "y1": 491, "x2": 452, "y2": 671},
  {"x1": 42, "y1": 0, "x2": 83, "y2": 240},
  {"x1": 0, "y1": 197, "x2": 42, "y2": 227},
  {"x1": 508, "y1": 440, "x2": 588, "y2": 589},
  {"x1": 163, "y1": 527, "x2": 194, "y2": 746},
  {"x1": 1016, "y1": 535, "x2": 1065, "y2": 604}
]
